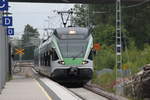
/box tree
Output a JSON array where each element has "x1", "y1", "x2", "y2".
[
  {"x1": 73, "y1": 4, "x2": 89, "y2": 27},
  {"x1": 73, "y1": 4, "x2": 118, "y2": 46},
  {"x1": 122, "y1": 2, "x2": 150, "y2": 49},
  {"x1": 73, "y1": 3, "x2": 150, "y2": 49},
  {"x1": 22, "y1": 24, "x2": 40, "y2": 47},
  {"x1": 21, "y1": 24, "x2": 40, "y2": 60}
]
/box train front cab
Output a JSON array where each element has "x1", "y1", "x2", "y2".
[
  {"x1": 51, "y1": 51, "x2": 94, "y2": 84},
  {"x1": 50, "y1": 27, "x2": 94, "y2": 84}
]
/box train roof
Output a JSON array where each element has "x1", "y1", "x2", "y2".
[
  {"x1": 54, "y1": 27, "x2": 90, "y2": 39},
  {"x1": 55, "y1": 27, "x2": 89, "y2": 34}
]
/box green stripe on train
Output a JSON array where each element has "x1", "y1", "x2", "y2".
[{"x1": 63, "y1": 58, "x2": 83, "y2": 66}]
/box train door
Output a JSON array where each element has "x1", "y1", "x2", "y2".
[{"x1": 45, "y1": 50, "x2": 52, "y2": 77}]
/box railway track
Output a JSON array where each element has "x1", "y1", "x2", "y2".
[
  {"x1": 37, "y1": 77, "x2": 111, "y2": 100},
  {"x1": 69, "y1": 88, "x2": 108, "y2": 100},
  {"x1": 15, "y1": 62, "x2": 127, "y2": 100},
  {"x1": 32, "y1": 68, "x2": 113, "y2": 100},
  {"x1": 37, "y1": 76, "x2": 121, "y2": 100}
]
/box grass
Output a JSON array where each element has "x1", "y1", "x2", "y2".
[
  {"x1": 92, "y1": 71, "x2": 116, "y2": 92},
  {"x1": 92, "y1": 44, "x2": 150, "y2": 97}
]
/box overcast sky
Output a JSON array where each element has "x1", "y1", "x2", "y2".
[{"x1": 9, "y1": 3, "x2": 74, "y2": 38}]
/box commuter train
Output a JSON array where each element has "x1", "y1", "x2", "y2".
[{"x1": 34, "y1": 27, "x2": 94, "y2": 84}]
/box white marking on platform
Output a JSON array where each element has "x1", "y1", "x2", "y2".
[{"x1": 35, "y1": 79, "x2": 52, "y2": 100}]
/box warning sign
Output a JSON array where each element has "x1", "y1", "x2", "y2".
[
  {"x1": 15, "y1": 48, "x2": 25, "y2": 55},
  {"x1": 93, "y1": 43, "x2": 101, "y2": 51}
]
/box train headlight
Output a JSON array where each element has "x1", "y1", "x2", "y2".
[
  {"x1": 82, "y1": 61, "x2": 88, "y2": 64},
  {"x1": 58, "y1": 61, "x2": 65, "y2": 65},
  {"x1": 69, "y1": 30, "x2": 76, "y2": 34}
]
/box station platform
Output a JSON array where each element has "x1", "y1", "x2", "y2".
[
  {"x1": 0, "y1": 65, "x2": 82, "y2": 100},
  {"x1": 0, "y1": 67, "x2": 52, "y2": 100}
]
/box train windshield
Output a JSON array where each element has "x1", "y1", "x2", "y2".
[{"x1": 58, "y1": 39, "x2": 88, "y2": 58}]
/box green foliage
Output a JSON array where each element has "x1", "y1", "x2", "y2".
[
  {"x1": 73, "y1": 3, "x2": 150, "y2": 49},
  {"x1": 93, "y1": 24, "x2": 129, "y2": 46},
  {"x1": 93, "y1": 44, "x2": 150, "y2": 95},
  {"x1": 73, "y1": 3, "x2": 150, "y2": 71},
  {"x1": 22, "y1": 24, "x2": 39, "y2": 45},
  {"x1": 92, "y1": 71, "x2": 116, "y2": 92},
  {"x1": 93, "y1": 24, "x2": 115, "y2": 45},
  {"x1": 22, "y1": 46, "x2": 36, "y2": 60},
  {"x1": 21, "y1": 24, "x2": 40, "y2": 60},
  {"x1": 94, "y1": 40, "x2": 150, "y2": 74},
  {"x1": 94, "y1": 45, "x2": 115, "y2": 70},
  {"x1": 73, "y1": 4, "x2": 89, "y2": 27},
  {"x1": 122, "y1": 2, "x2": 150, "y2": 49},
  {"x1": 73, "y1": 4, "x2": 150, "y2": 96},
  {"x1": 123, "y1": 43, "x2": 150, "y2": 74},
  {"x1": 89, "y1": 4, "x2": 116, "y2": 26}
]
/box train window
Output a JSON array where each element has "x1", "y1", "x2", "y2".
[
  {"x1": 46, "y1": 51, "x2": 49, "y2": 66},
  {"x1": 44, "y1": 52, "x2": 47, "y2": 66},
  {"x1": 48, "y1": 50, "x2": 51, "y2": 67},
  {"x1": 41, "y1": 54, "x2": 44, "y2": 66},
  {"x1": 48, "y1": 50, "x2": 52, "y2": 67},
  {"x1": 40, "y1": 55, "x2": 42, "y2": 65},
  {"x1": 52, "y1": 49, "x2": 59, "y2": 61}
]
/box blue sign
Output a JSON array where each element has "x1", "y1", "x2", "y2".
[
  {"x1": 0, "y1": 0, "x2": 8, "y2": 11},
  {"x1": 7, "y1": 28, "x2": 14, "y2": 35},
  {"x1": 2, "y1": 16, "x2": 13, "y2": 26}
]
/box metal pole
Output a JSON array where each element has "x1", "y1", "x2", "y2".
[
  {"x1": 116, "y1": 0, "x2": 124, "y2": 95},
  {"x1": 0, "y1": 11, "x2": 3, "y2": 93},
  {"x1": 19, "y1": 40, "x2": 22, "y2": 62}
]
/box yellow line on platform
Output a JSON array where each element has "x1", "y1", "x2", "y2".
[{"x1": 34, "y1": 79, "x2": 52, "y2": 100}]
